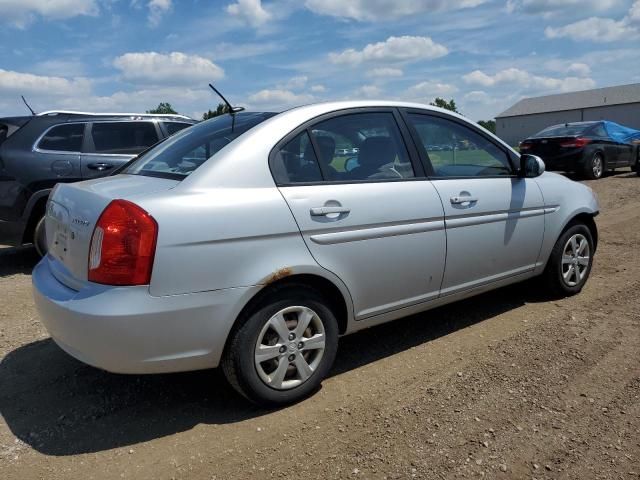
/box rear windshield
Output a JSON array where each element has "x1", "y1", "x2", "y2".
[
  {"x1": 533, "y1": 123, "x2": 594, "y2": 138},
  {"x1": 123, "y1": 112, "x2": 276, "y2": 179}
]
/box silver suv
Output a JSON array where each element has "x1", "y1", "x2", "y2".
[{"x1": 32, "y1": 101, "x2": 599, "y2": 405}]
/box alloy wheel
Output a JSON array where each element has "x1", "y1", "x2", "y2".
[
  {"x1": 254, "y1": 306, "x2": 326, "y2": 390},
  {"x1": 592, "y1": 155, "x2": 603, "y2": 178},
  {"x1": 561, "y1": 233, "x2": 590, "y2": 287}
]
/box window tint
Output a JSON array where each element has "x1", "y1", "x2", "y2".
[
  {"x1": 124, "y1": 112, "x2": 274, "y2": 179},
  {"x1": 271, "y1": 131, "x2": 323, "y2": 184},
  {"x1": 164, "y1": 122, "x2": 192, "y2": 136},
  {"x1": 310, "y1": 112, "x2": 414, "y2": 181},
  {"x1": 90, "y1": 122, "x2": 159, "y2": 155},
  {"x1": 37, "y1": 123, "x2": 84, "y2": 152},
  {"x1": 408, "y1": 114, "x2": 512, "y2": 177}
]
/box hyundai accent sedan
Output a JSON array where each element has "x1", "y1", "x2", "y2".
[{"x1": 33, "y1": 101, "x2": 599, "y2": 405}]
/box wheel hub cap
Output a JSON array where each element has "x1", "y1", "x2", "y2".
[
  {"x1": 254, "y1": 306, "x2": 326, "y2": 391},
  {"x1": 561, "y1": 233, "x2": 590, "y2": 287}
]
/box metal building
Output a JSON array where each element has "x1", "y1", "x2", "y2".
[{"x1": 495, "y1": 83, "x2": 640, "y2": 147}]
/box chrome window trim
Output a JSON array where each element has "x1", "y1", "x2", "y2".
[{"x1": 32, "y1": 122, "x2": 86, "y2": 155}]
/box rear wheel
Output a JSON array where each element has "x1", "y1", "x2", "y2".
[
  {"x1": 542, "y1": 223, "x2": 594, "y2": 297},
  {"x1": 33, "y1": 216, "x2": 47, "y2": 257},
  {"x1": 222, "y1": 286, "x2": 339, "y2": 406},
  {"x1": 583, "y1": 152, "x2": 604, "y2": 180}
]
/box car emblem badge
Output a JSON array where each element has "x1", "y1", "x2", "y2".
[{"x1": 72, "y1": 218, "x2": 90, "y2": 227}]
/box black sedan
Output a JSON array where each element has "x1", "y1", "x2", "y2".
[{"x1": 519, "y1": 121, "x2": 640, "y2": 179}]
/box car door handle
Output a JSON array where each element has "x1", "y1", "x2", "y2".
[
  {"x1": 87, "y1": 162, "x2": 114, "y2": 171},
  {"x1": 450, "y1": 196, "x2": 478, "y2": 204},
  {"x1": 310, "y1": 206, "x2": 351, "y2": 216}
]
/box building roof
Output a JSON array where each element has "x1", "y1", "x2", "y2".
[{"x1": 496, "y1": 83, "x2": 640, "y2": 118}]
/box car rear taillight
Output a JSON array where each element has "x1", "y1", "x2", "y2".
[
  {"x1": 560, "y1": 137, "x2": 591, "y2": 148},
  {"x1": 519, "y1": 141, "x2": 532, "y2": 151},
  {"x1": 88, "y1": 199, "x2": 158, "y2": 286}
]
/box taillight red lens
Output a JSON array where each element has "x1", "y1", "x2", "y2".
[
  {"x1": 88, "y1": 199, "x2": 158, "y2": 286},
  {"x1": 519, "y1": 142, "x2": 532, "y2": 150},
  {"x1": 560, "y1": 137, "x2": 591, "y2": 148}
]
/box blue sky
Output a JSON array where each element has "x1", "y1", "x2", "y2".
[{"x1": 1, "y1": 0, "x2": 639, "y2": 121}]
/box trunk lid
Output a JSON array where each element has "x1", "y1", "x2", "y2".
[
  {"x1": 46, "y1": 174, "x2": 178, "y2": 288},
  {"x1": 521, "y1": 136, "x2": 577, "y2": 157}
]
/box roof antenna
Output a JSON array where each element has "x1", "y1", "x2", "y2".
[
  {"x1": 21, "y1": 95, "x2": 36, "y2": 115},
  {"x1": 208, "y1": 84, "x2": 245, "y2": 114}
]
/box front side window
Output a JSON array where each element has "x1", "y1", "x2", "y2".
[
  {"x1": 90, "y1": 122, "x2": 159, "y2": 155},
  {"x1": 37, "y1": 123, "x2": 84, "y2": 152},
  {"x1": 408, "y1": 114, "x2": 512, "y2": 177},
  {"x1": 124, "y1": 112, "x2": 275, "y2": 179}
]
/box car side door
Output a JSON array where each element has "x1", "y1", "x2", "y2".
[
  {"x1": 402, "y1": 109, "x2": 545, "y2": 296},
  {"x1": 81, "y1": 121, "x2": 161, "y2": 179},
  {"x1": 272, "y1": 108, "x2": 447, "y2": 320},
  {"x1": 33, "y1": 122, "x2": 84, "y2": 183}
]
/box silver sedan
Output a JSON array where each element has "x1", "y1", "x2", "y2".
[{"x1": 32, "y1": 101, "x2": 599, "y2": 405}]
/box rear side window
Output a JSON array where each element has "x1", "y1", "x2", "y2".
[
  {"x1": 408, "y1": 114, "x2": 512, "y2": 177},
  {"x1": 0, "y1": 125, "x2": 7, "y2": 145},
  {"x1": 37, "y1": 123, "x2": 84, "y2": 152},
  {"x1": 89, "y1": 122, "x2": 159, "y2": 155},
  {"x1": 271, "y1": 131, "x2": 323, "y2": 184},
  {"x1": 164, "y1": 122, "x2": 192, "y2": 136}
]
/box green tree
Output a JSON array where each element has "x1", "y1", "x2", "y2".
[
  {"x1": 478, "y1": 119, "x2": 496, "y2": 134},
  {"x1": 430, "y1": 97, "x2": 459, "y2": 114},
  {"x1": 202, "y1": 103, "x2": 229, "y2": 120},
  {"x1": 146, "y1": 102, "x2": 178, "y2": 114}
]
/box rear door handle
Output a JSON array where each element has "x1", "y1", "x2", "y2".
[
  {"x1": 310, "y1": 206, "x2": 351, "y2": 216},
  {"x1": 87, "y1": 162, "x2": 114, "y2": 171},
  {"x1": 450, "y1": 196, "x2": 478, "y2": 204}
]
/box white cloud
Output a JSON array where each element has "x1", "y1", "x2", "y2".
[
  {"x1": 356, "y1": 85, "x2": 383, "y2": 98},
  {"x1": 113, "y1": 52, "x2": 224, "y2": 86},
  {"x1": 567, "y1": 62, "x2": 591, "y2": 77},
  {"x1": 305, "y1": 0, "x2": 487, "y2": 21},
  {"x1": 544, "y1": 60, "x2": 591, "y2": 77},
  {"x1": 248, "y1": 89, "x2": 314, "y2": 107},
  {"x1": 406, "y1": 81, "x2": 458, "y2": 100},
  {"x1": 507, "y1": 0, "x2": 620, "y2": 14},
  {"x1": 544, "y1": 1, "x2": 640, "y2": 43},
  {"x1": 329, "y1": 36, "x2": 448, "y2": 65},
  {"x1": 367, "y1": 67, "x2": 404, "y2": 78},
  {"x1": 0, "y1": 0, "x2": 98, "y2": 27},
  {"x1": 227, "y1": 0, "x2": 272, "y2": 26},
  {"x1": 463, "y1": 90, "x2": 492, "y2": 103},
  {"x1": 0, "y1": 69, "x2": 91, "y2": 96},
  {"x1": 545, "y1": 16, "x2": 638, "y2": 43},
  {"x1": 463, "y1": 67, "x2": 596, "y2": 93},
  {"x1": 281, "y1": 75, "x2": 308, "y2": 90},
  {"x1": 148, "y1": 0, "x2": 172, "y2": 26},
  {"x1": 310, "y1": 84, "x2": 327, "y2": 93}
]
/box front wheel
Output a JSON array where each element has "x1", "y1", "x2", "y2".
[
  {"x1": 222, "y1": 286, "x2": 339, "y2": 406},
  {"x1": 583, "y1": 152, "x2": 604, "y2": 180},
  {"x1": 542, "y1": 224, "x2": 594, "y2": 297}
]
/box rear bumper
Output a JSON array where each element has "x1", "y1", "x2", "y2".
[
  {"x1": 32, "y1": 257, "x2": 259, "y2": 374},
  {"x1": 535, "y1": 151, "x2": 584, "y2": 171},
  {"x1": 0, "y1": 218, "x2": 25, "y2": 246}
]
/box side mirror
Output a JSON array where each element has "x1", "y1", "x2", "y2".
[{"x1": 520, "y1": 154, "x2": 546, "y2": 178}]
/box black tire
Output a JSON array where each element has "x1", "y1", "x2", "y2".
[
  {"x1": 583, "y1": 152, "x2": 604, "y2": 180},
  {"x1": 222, "y1": 285, "x2": 339, "y2": 406},
  {"x1": 542, "y1": 223, "x2": 594, "y2": 297},
  {"x1": 33, "y1": 216, "x2": 47, "y2": 257}
]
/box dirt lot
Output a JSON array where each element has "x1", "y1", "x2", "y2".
[{"x1": 1, "y1": 171, "x2": 639, "y2": 480}]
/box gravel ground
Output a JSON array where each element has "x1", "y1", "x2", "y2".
[{"x1": 1, "y1": 171, "x2": 639, "y2": 480}]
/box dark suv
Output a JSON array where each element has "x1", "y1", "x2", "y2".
[{"x1": 0, "y1": 111, "x2": 196, "y2": 254}]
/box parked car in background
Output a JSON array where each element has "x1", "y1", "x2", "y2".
[
  {"x1": 33, "y1": 101, "x2": 600, "y2": 406},
  {"x1": 519, "y1": 121, "x2": 640, "y2": 180},
  {"x1": 0, "y1": 111, "x2": 196, "y2": 254}
]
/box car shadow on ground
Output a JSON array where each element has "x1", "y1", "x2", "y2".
[
  {"x1": 0, "y1": 280, "x2": 551, "y2": 457},
  {"x1": 0, "y1": 246, "x2": 39, "y2": 277}
]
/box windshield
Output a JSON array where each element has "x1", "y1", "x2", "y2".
[
  {"x1": 123, "y1": 112, "x2": 276, "y2": 179},
  {"x1": 533, "y1": 123, "x2": 595, "y2": 138}
]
